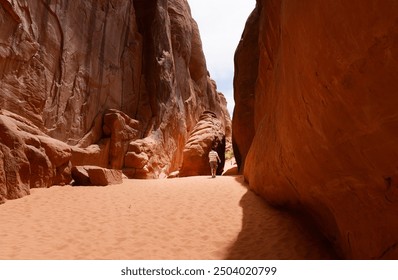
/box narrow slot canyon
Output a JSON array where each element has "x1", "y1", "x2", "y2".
[{"x1": 0, "y1": 0, "x2": 398, "y2": 261}]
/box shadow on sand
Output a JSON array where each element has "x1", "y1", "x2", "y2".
[{"x1": 225, "y1": 176, "x2": 338, "y2": 260}]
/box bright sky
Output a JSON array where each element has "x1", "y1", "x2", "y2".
[{"x1": 188, "y1": 0, "x2": 256, "y2": 116}]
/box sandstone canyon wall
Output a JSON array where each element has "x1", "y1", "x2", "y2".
[
  {"x1": 233, "y1": 0, "x2": 398, "y2": 259},
  {"x1": 0, "y1": 0, "x2": 229, "y2": 203},
  {"x1": 179, "y1": 110, "x2": 226, "y2": 177}
]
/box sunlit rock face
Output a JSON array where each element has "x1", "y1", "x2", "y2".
[
  {"x1": 0, "y1": 110, "x2": 72, "y2": 203},
  {"x1": 233, "y1": 0, "x2": 398, "y2": 259},
  {"x1": 0, "y1": 0, "x2": 229, "y2": 201},
  {"x1": 179, "y1": 111, "x2": 226, "y2": 177}
]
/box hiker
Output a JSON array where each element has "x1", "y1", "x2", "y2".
[{"x1": 208, "y1": 148, "x2": 221, "y2": 178}]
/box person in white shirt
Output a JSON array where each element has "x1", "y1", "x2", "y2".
[{"x1": 208, "y1": 148, "x2": 221, "y2": 178}]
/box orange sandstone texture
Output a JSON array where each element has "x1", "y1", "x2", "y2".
[
  {"x1": 0, "y1": 0, "x2": 229, "y2": 201},
  {"x1": 179, "y1": 111, "x2": 227, "y2": 177},
  {"x1": 233, "y1": 0, "x2": 398, "y2": 259}
]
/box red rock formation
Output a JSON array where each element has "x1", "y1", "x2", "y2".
[
  {"x1": 103, "y1": 109, "x2": 141, "y2": 169},
  {"x1": 70, "y1": 140, "x2": 110, "y2": 168},
  {"x1": 179, "y1": 111, "x2": 226, "y2": 177},
  {"x1": 232, "y1": 8, "x2": 259, "y2": 171},
  {"x1": 0, "y1": 110, "x2": 72, "y2": 203},
  {"x1": 71, "y1": 166, "x2": 122, "y2": 186},
  {"x1": 233, "y1": 0, "x2": 398, "y2": 259},
  {"x1": 0, "y1": 0, "x2": 229, "y2": 201}
]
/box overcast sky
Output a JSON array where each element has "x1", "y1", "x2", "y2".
[{"x1": 188, "y1": 0, "x2": 256, "y2": 115}]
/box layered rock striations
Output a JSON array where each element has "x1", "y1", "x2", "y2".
[
  {"x1": 0, "y1": 0, "x2": 229, "y2": 202},
  {"x1": 233, "y1": 0, "x2": 398, "y2": 259}
]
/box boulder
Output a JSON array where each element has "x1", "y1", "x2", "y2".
[
  {"x1": 87, "y1": 168, "x2": 123, "y2": 186},
  {"x1": 71, "y1": 166, "x2": 122, "y2": 186},
  {"x1": 71, "y1": 166, "x2": 91, "y2": 186},
  {"x1": 125, "y1": 151, "x2": 149, "y2": 169}
]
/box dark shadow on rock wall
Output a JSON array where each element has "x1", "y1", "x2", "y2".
[{"x1": 226, "y1": 177, "x2": 339, "y2": 260}]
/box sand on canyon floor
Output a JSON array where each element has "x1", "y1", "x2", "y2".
[{"x1": 0, "y1": 168, "x2": 336, "y2": 260}]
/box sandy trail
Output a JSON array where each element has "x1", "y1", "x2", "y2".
[{"x1": 0, "y1": 175, "x2": 335, "y2": 260}]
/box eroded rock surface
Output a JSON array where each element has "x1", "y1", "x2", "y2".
[
  {"x1": 71, "y1": 165, "x2": 122, "y2": 186},
  {"x1": 0, "y1": 0, "x2": 229, "y2": 201},
  {"x1": 0, "y1": 110, "x2": 72, "y2": 203},
  {"x1": 233, "y1": 0, "x2": 398, "y2": 259},
  {"x1": 179, "y1": 111, "x2": 226, "y2": 177}
]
